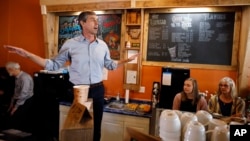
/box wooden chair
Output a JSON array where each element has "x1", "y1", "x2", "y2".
[{"x1": 126, "y1": 127, "x2": 161, "y2": 141}]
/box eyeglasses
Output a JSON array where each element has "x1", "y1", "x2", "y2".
[{"x1": 219, "y1": 84, "x2": 229, "y2": 87}]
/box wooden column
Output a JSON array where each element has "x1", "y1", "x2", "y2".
[{"x1": 238, "y1": 6, "x2": 250, "y2": 97}]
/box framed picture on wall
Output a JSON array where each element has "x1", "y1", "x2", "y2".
[
  {"x1": 58, "y1": 16, "x2": 81, "y2": 51},
  {"x1": 58, "y1": 11, "x2": 122, "y2": 60}
]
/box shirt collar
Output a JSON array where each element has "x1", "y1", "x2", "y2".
[
  {"x1": 16, "y1": 71, "x2": 23, "y2": 79},
  {"x1": 80, "y1": 34, "x2": 99, "y2": 43}
]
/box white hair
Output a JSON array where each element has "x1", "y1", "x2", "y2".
[{"x1": 5, "y1": 62, "x2": 20, "y2": 69}]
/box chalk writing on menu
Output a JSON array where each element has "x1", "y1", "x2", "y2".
[
  {"x1": 147, "y1": 12, "x2": 235, "y2": 65},
  {"x1": 58, "y1": 14, "x2": 122, "y2": 60}
]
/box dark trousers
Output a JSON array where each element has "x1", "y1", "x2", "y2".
[
  {"x1": 88, "y1": 84, "x2": 104, "y2": 141},
  {"x1": 69, "y1": 83, "x2": 104, "y2": 141},
  {"x1": 8, "y1": 97, "x2": 34, "y2": 133}
]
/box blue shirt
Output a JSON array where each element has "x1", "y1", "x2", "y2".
[{"x1": 45, "y1": 35, "x2": 118, "y2": 85}]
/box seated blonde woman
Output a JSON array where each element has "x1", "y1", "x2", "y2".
[{"x1": 208, "y1": 77, "x2": 245, "y2": 118}]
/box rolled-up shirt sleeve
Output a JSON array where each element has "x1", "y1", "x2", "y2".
[
  {"x1": 45, "y1": 44, "x2": 71, "y2": 71},
  {"x1": 103, "y1": 47, "x2": 118, "y2": 70}
]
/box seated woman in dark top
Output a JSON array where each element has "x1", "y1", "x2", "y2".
[
  {"x1": 208, "y1": 77, "x2": 245, "y2": 117},
  {"x1": 172, "y1": 77, "x2": 208, "y2": 112}
]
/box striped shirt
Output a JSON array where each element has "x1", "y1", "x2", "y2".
[{"x1": 208, "y1": 95, "x2": 245, "y2": 116}]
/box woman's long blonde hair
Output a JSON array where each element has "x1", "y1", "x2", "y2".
[{"x1": 217, "y1": 76, "x2": 237, "y2": 98}]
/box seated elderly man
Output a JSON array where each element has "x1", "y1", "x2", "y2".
[{"x1": 5, "y1": 62, "x2": 34, "y2": 132}]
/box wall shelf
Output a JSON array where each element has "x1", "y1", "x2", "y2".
[{"x1": 123, "y1": 9, "x2": 143, "y2": 91}]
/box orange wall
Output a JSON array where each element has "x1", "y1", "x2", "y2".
[
  {"x1": 0, "y1": 1, "x2": 9, "y2": 66},
  {"x1": 105, "y1": 66, "x2": 237, "y2": 101},
  {"x1": 0, "y1": 0, "x2": 238, "y2": 101},
  {"x1": 0, "y1": 0, "x2": 44, "y2": 74}
]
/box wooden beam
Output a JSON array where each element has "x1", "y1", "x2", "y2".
[
  {"x1": 40, "y1": 0, "x2": 250, "y2": 7},
  {"x1": 238, "y1": 7, "x2": 250, "y2": 97},
  {"x1": 40, "y1": 0, "x2": 250, "y2": 13},
  {"x1": 142, "y1": 61, "x2": 237, "y2": 71},
  {"x1": 46, "y1": 2, "x2": 131, "y2": 12},
  {"x1": 136, "y1": 0, "x2": 250, "y2": 8},
  {"x1": 40, "y1": 0, "x2": 130, "y2": 6},
  {"x1": 218, "y1": 0, "x2": 250, "y2": 5},
  {"x1": 42, "y1": 13, "x2": 58, "y2": 58}
]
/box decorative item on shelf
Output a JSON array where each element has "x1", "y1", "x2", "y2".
[
  {"x1": 126, "y1": 41, "x2": 131, "y2": 48},
  {"x1": 152, "y1": 82, "x2": 160, "y2": 108},
  {"x1": 129, "y1": 28, "x2": 141, "y2": 39},
  {"x1": 129, "y1": 11, "x2": 138, "y2": 24},
  {"x1": 131, "y1": 43, "x2": 140, "y2": 48}
]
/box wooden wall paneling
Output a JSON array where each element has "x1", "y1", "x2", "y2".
[
  {"x1": 41, "y1": 14, "x2": 49, "y2": 58},
  {"x1": 142, "y1": 62, "x2": 237, "y2": 70},
  {"x1": 40, "y1": 0, "x2": 250, "y2": 8},
  {"x1": 40, "y1": 0, "x2": 250, "y2": 13},
  {"x1": 136, "y1": 0, "x2": 250, "y2": 8},
  {"x1": 42, "y1": 13, "x2": 58, "y2": 58},
  {"x1": 218, "y1": 0, "x2": 250, "y2": 5},
  {"x1": 43, "y1": 13, "x2": 58, "y2": 58},
  {"x1": 231, "y1": 7, "x2": 242, "y2": 68},
  {"x1": 40, "y1": 0, "x2": 130, "y2": 5},
  {"x1": 45, "y1": 2, "x2": 131, "y2": 13},
  {"x1": 136, "y1": 0, "x2": 218, "y2": 8},
  {"x1": 238, "y1": 6, "x2": 250, "y2": 97},
  {"x1": 123, "y1": 9, "x2": 143, "y2": 91},
  {"x1": 121, "y1": 10, "x2": 126, "y2": 64},
  {"x1": 142, "y1": 10, "x2": 148, "y2": 65},
  {"x1": 139, "y1": 9, "x2": 144, "y2": 87}
]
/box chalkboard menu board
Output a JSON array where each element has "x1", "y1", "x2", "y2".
[{"x1": 147, "y1": 12, "x2": 235, "y2": 65}]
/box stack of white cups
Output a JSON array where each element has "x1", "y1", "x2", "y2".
[
  {"x1": 184, "y1": 120, "x2": 206, "y2": 141},
  {"x1": 73, "y1": 85, "x2": 92, "y2": 110},
  {"x1": 181, "y1": 112, "x2": 198, "y2": 140},
  {"x1": 196, "y1": 110, "x2": 213, "y2": 129},
  {"x1": 159, "y1": 110, "x2": 181, "y2": 141}
]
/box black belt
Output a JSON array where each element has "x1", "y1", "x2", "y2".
[{"x1": 90, "y1": 81, "x2": 103, "y2": 88}]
